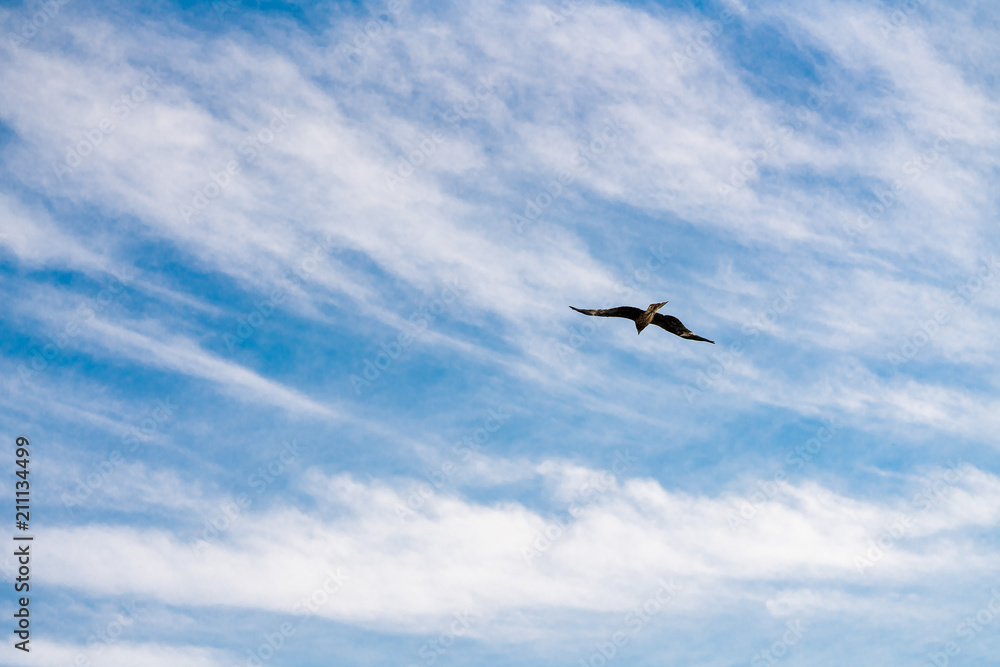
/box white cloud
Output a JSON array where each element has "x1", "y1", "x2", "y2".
[
  {"x1": 10, "y1": 282, "x2": 341, "y2": 419},
  {"x1": 37, "y1": 461, "x2": 1000, "y2": 636},
  {"x1": 0, "y1": 191, "x2": 106, "y2": 269}
]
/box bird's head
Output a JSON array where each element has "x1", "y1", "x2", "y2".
[{"x1": 635, "y1": 301, "x2": 668, "y2": 334}]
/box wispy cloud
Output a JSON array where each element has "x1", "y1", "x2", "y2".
[{"x1": 2, "y1": 0, "x2": 999, "y2": 663}]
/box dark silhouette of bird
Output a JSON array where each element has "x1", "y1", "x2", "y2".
[{"x1": 569, "y1": 301, "x2": 714, "y2": 343}]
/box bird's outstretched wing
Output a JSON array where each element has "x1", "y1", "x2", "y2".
[
  {"x1": 569, "y1": 306, "x2": 643, "y2": 319},
  {"x1": 652, "y1": 313, "x2": 715, "y2": 343}
]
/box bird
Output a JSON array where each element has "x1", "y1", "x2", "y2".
[{"x1": 569, "y1": 301, "x2": 714, "y2": 343}]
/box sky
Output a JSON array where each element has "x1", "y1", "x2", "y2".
[{"x1": 1, "y1": 0, "x2": 1000, "y2": 665}]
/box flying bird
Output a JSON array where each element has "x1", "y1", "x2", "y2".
[{"x1": 569, "y1": 301, "x2": 714, "y2": 343}]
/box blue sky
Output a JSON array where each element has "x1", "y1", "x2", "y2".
[{"x1": 2, "y1": 0, "x2": 1000, "y2": 664}]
